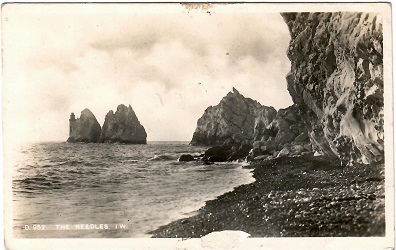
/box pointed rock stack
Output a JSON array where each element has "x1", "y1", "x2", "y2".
[
  {"x1": 67, "y1": 109, "x2": 102, "y2": 143},
  {"x1": 67, "y1": 104, "x2": 147, "y2": 144},
  {"x1": 190, "y1": 88, "x2": 277, "y2": 146},
  {"x1": 100, "y1": 104, "x2": 147, "y2": 144},
  {"x1": 191, "y1": 89, "x2": 314, "y2": 162}
]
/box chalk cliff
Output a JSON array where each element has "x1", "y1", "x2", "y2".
[
  {"x1": 190, "y1": 88, "x2": 277, "y2": 146},
  {"x1": 67, "y1": 109, "x2": 101, "y2": 143},
  {"x1": 282, "y1": 12, "x2": 384, "y2": 165},
  {"x1": 100, "y1": 104, "x2": 147, "y2": 144}
]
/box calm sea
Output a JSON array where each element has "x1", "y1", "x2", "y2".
[{"x1": 12, "y1": 142, "x2": 254, "y2": 238}]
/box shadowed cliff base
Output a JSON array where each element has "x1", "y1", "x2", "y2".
[{"x1": 150, "y1": 155, "x2": 384, "y2": 238}]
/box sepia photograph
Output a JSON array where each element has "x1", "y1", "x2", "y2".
[{"x1": 2, "y1": 2, "x2": 394, "y2": 249}]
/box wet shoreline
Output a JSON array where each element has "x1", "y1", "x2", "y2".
[{"x1": 150, "y1": 155, "x2": 385, "y2": 238}]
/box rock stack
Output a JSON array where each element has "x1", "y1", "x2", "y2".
[
  {"x1": 67, "y1": 104, "x2": 147, "y2": 144},
  {"x1": 191, "y1": 89, "x2": 313, "y2": 162},
  {"x1": 67, "y1": 109, "x2": 102, "y2": 143},
  {"x1": 100, "y1": 104, "x2": 147, "y2": 144},
  {"x1": 190, "y1": 88, "x2": 277, "y2": 146}
]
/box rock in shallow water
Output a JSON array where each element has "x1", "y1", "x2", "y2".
[{"x1": 178, "y1": 154, "x2": 195, "y2": 162}]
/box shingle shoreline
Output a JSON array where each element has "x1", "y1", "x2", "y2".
[{"x1": 150, "y1": 155, "x2": 385, "y2": 238}]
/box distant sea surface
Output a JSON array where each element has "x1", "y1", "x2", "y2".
[{"x1": 12, "y1": 142, "x2": 254, "y2": 237}]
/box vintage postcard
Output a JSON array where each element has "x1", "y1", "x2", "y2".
[{"x1": 2, "y1": 2, "x2": 394, "y2": 249}]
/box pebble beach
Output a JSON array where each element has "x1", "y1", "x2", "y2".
[{"x1": 150, "y1": 155, "x2": 385, "y2": 238}]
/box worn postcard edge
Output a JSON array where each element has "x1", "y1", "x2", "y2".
[{"x1": 1, "y1": 2, "x2": 394, "y2": 250}]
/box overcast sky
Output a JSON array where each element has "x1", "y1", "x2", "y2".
[{"x1": 3, "y1": 4, "x2": 293, "y2": 145}]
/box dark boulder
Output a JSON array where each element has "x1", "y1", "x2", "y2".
[
  {"x1": 202, "y1": 143, "x2": 252, "y2": 162},
  {"x1": 203, "y1": 145, "x2": 233, "y2": 162},
  {"x1": 227, "y1": 144, "x2": 252, "y2": 161},
  {"x1": 178, "y1": 154, "x2": 195, "y2": 162}
]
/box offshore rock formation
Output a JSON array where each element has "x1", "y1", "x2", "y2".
[
  {"x1": 67, "y1": 109, "x2": 101, "y2": 143},
  {"x1": 282, "y1": 12, "x2": 384, "y2": 165},
  {"x1": 249, "y1": 105, "x2": 312, "y2": 162},
  {"x1": 190, "y1": 88, "x2": 277, "y2": 146},
  {"x1": 100, "y1": 104, "x2": 147, "y2": 144}
]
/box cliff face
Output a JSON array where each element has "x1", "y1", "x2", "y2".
[
  {"x1": 100, "y1": 104, "x2": 147, "y2": 144},
  {"x1": 67, "y1": 109, "x2": 101, "y2": 143},
  {"x1": 282, "y1": 12, "x2": 384, "y2": 165},
  {"x1": 190, "y1": 88, "x2": 277, "y2": 146},
  {"x1": 249, "y1": 105, "x2": 312, "y2": 161}
]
